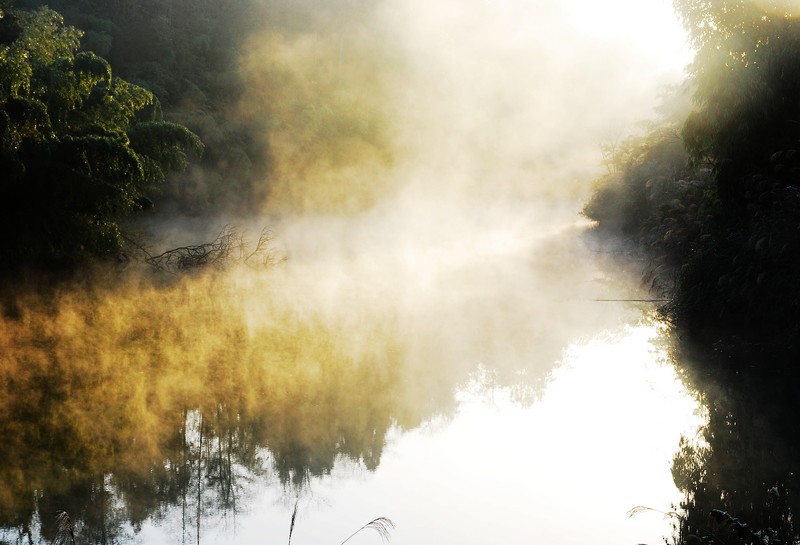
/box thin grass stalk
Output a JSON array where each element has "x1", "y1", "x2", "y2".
[{"x1": 338, "y1": 517, "x2": 395, "y2": 545}]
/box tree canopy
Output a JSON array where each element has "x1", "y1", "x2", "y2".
[
  {"x1": 0, "y1": 6, "x2": 202, "y2": 271},
  {"x1": 585, "y1": 0, "x2": 800, "y2": 342},
  {"x1": 12, "y1": 0, "x2": 275, "y2": 214},
  {"x1": 675, "y1": 0, "x2": 800, "y2": 207}
]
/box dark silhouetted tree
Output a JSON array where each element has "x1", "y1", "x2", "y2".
[{"x1": 0, "y1": 6, "x2": 202, "y2": 271}]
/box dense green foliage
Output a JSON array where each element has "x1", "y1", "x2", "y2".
[
  {"x1": 13, "y1": 0, "x2": 267, "y2": 214},
  {"x1": 585, "y1": 0, "x2": 800, "y2": 346},
  {"x1": 0, "y1": 6, "x2": 202, "y2": 271},
  {"x1": 679, "y1": 0, "x2": 800, "y2": 210},
  {"x1": 14, "y1": 0, "x2": 392, "y2": 216}
]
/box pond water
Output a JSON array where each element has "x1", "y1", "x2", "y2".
[
  {"x1": 138, "y1": 324, "x2": 702, "y2": 545},
  {"x1": 0, "y1": 1, "x2": 715, "y2": 544},
  {"x1": 0, "y1": 202, "x2": 705, "y2": 545}
]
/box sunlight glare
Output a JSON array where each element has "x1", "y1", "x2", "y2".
[{"x1": 566, "y1": 0, "x2": 693, "y2": 75}]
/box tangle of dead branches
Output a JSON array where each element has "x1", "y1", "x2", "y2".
[{"x1": 141, "y1": 226, "x2": 283, "y2": 275}]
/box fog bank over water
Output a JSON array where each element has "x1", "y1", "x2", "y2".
[
  {"x1": 236, "y1": 0, "x2": 694, "y2": 372},
  {"x1": 230, "y1": 0, "x2": 691, "y2": 223},
  {"x1": 132, "y1": 0, "x2": 695, "y2": 394}
]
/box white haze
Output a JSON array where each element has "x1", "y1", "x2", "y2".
[
  {"x1": 378, "y1": 0, "x2": 691, "y2": 199},
  {"x1": 266, "y1": 0, "x2": 693, "y2": 241},
  {"x1": 140, "y1": 0, "x2": 694, "y2": 384},
  {"x1": 138, "y1": 2, "x2": 702, "y2": 544},
  {"x1": 254, "y1": 0, "x2": 694, "y2": 373}
]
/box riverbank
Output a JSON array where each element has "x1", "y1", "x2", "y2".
[{"x1": 583, "y1": 118, "x2": 800, "y2": 356}]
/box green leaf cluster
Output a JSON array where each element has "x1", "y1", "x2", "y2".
[
  {"x1": 15, "y1": 0, "x2": 268, "y2": 213},
  {"x1": 0, "y1": 6, "x2": 201, "y2": 271}
]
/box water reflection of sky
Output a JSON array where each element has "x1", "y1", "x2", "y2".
[{"x1": 137, "y1": 323, "x2": 703, "y2": 545}]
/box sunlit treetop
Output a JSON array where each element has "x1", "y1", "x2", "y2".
[
  {"x1": 674, "y1": 0, "x2": 800, "y2": 207},
  {"x1": 675, "y1": 0, "x2": 799, "y2": 55}
]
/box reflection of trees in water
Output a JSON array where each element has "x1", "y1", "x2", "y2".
[
  {"x1": 0, "y1": 396, "x2": 394, "y2": 545},
  {"x1": 0, "y1": 222, "x2": 615, "y2": 544},
  {"x1": 670, "y1": 339, "x2": 800, "y2": 545},
  {"x1": 0, "y1": 272, "x2": 444, "y2": 544}
]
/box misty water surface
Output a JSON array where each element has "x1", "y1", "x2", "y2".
[
  {"x1": 0, "y1": 205, "x2": 702, "y2": 545},
  {"x1": 0, "y1": 0, "x2": 706, "y2": 544}
]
